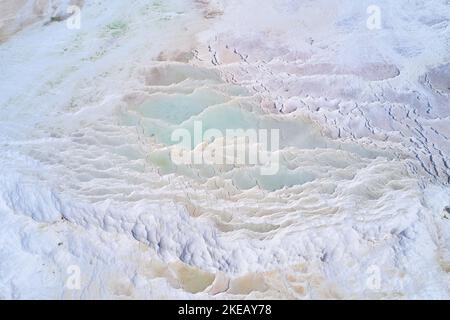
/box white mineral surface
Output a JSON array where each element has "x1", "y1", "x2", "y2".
[{"x1": 0, "y1": 0, "x2": 449, "y2": 299}]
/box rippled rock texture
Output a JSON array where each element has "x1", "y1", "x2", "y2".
[{"x1": 0, "y1": 0, "x2": 449, "y2": 299}]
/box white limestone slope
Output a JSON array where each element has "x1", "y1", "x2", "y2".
[{"x1": 0, "y1": 0, "x2": 449, "y2": 299}]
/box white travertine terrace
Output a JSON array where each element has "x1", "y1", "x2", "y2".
[{"x1": 0, "y1": 0, "x2": 449, "y2": 299}]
